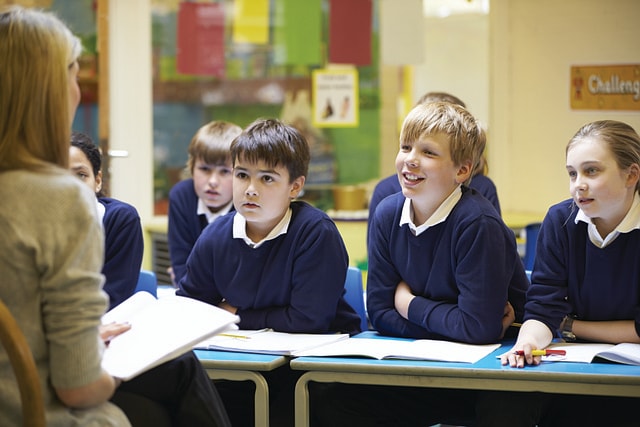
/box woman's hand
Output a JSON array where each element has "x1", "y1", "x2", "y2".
[{"x1": 99, "y1": 322, "x2": 131, "y2": 346}]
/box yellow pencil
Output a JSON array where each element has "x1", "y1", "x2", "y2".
[{"x1": 218, "y1": 333, "x2": 251, "y2": 339}]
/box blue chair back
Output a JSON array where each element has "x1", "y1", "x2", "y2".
[
  {"x1": 522, "y1": 222, "x2": 542, "y2": 271},
  {"x1": 343, "y1": 266, "x2": 368, "y2": 331},
  {"x1": 135, "y1": 269, "x2": 158, "y2": 298}
]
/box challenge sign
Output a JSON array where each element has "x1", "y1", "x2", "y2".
[{"x1": 571, "y1": 64, "x2": 640, "y2": 111}]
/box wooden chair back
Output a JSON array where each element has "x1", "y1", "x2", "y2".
[{"x1": 0, "y1": 299, "x2": 46, "y2": 427}]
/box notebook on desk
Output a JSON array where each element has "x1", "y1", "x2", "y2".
[
  {"x1": 195, "y1": 329, "x2": 349, "y2": 356},
  {"x1": 526, "y1": 342, "x2": 640, "y2": 365},
  {"x1": 292, "y1": 336, "x2": 500, "y2": 363}
]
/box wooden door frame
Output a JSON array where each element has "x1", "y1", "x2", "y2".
[{"x1": 97, "y1": 0, "x2": 110, "y2": 195}]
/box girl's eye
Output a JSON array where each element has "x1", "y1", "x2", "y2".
[
  {"x1": 198, "y1": 166, "x2": 212, "y2": 173},
  {"x1": 235, "y1": 171, "x2": 247, "y2": 179},
  {"x1": 586, "y1": 167, "x2": 598, "y2": 175},
  {"x1": 220, "y1": 168, "x2": 232, "y2": 176},
  {"x1": 399, "y1": 144, "x2": 411, "y2": 152},
  {"x1": 262, "y1": 175, "x2": 274, "y2": 183},
  {"x1": 568, "y1": 170, "x2": 577, "y2": 178}
]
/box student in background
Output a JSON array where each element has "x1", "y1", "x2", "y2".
[
  {"x1": 177, "y1": 118, "x2": 361, "y2": 426},
  {"x1": 69, "y1": 132, "x2": 232, "y2": 427},
  {"x1": 0, "y1": 6, "x2": 129, "y2": 425},
  {"x1": 70, "y1": 131, "x2": 143, "y2": 309},
  {"x1": 168, "y1": 120, "x2": 242, "y2": 286},
  {"x1": 478, "y1": 120, "x2": 640, "y2": 427},
  {"x1": 314, "y1": 102, "x2": 528, "y2": 427},
  {"x1": 367, "y1": 91, "x2": 501, "y2": 244}
]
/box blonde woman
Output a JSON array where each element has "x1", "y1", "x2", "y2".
[{"x1": 0, "y1": 6, "x2": 129, "y2": 425}]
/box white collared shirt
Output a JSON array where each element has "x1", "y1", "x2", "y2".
[
  {"x1": 95, "y1": 198, "x2": 105, "y2": 226},
  {"x1": 575, "y1": 193, "x2": 640, "y2": 248},
  {"x1": 197, "y1": 198, "x2": 233, "y2": 224},
  {"x1": 232, "y1": 208, "x2": 292, "y2": 248},
  {"x1": 399, "y1": 185, "x2": 463, "y2": 236}
]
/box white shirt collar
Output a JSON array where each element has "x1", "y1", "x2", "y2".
[
  {"x1": 197, "y1": 198, "x2": 233, "y2": 224},
  {"x1": 399, "y1": 185, "x2": 463, "y2": 236},
  {"x1": 232, "y1": 208, "x2": 292, "y2": 248},
  {"x1": 575, "y1": 193, "x2": 640, "y2": 248},
  {"x1": 95, "y1": 198, "x2": 105, "y2": 225}
]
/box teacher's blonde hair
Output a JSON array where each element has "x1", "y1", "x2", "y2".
[{"x1": 0, "y1": 6, "x2": 81, "y2": 172}]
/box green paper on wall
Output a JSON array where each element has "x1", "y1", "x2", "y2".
[{"x1": 273, "y1": 0, "x2": 322, "y2": 66}]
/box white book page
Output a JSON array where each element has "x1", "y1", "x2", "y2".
[
  {"x1": 401, "y1": 339, "x2": 500, "y2": 363},
  {"x1": 293, "y1": 338, "x2": 408, "y2": 359},
  {"x1": 198, "y1": 330, "x2": 349, "y2": 355},
  {"x1": 101, "y1": 295, "x2": 239, "y2": 380},
  {"x1": 294, "y1": 337, "x2": 500, "y2": 363},
  {"x1": 593, "y1": 343, "x2": 640, "y2": 365},
  {"x1": 194, "y1": 328, "x2": 268, "y2": 348},
  {"x1": 544, "y1": 343, "x2": 615, "y2": 363},
  {"x1": 102, "y1": 291, "x2": 156, "y2": 325}
]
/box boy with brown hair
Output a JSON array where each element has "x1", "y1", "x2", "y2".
[{"x1": 177, "y1": 118, "x2": 361, "y2": 426}]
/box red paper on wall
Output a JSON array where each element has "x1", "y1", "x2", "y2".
[
  {"x1": 176, "y1": 2, "x2": 225, "y2": 77},
  {"x1": 329, "y1": 0, "x2": 372, "y2": 66}
]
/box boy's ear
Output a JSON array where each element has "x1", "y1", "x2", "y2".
[
  {"x1": 290, "y1": 176, "x2": 306, "y2": 199},
  {"x1": 95, "y1": 170, "x2": 103, "y2": 193},
  {"x1": 455, "y1": 160, "x2": 473, "y2": 184}
]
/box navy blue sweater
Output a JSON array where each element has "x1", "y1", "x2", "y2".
[
  {"x1": 101, "y1": 197, "x2": 143, "y2": 309},
  {"x1": 177, "y1": 201, "x2": 362, "y2": 335},
  {"x1": 367, "y1": 188, "x2": 527, "y2": 344},
  {"x1": 525, "y1": 199, "x2": 640, "y2": 337},
  {"x1": 168, "y1": 179, "x2": 211, "y2": 285}
]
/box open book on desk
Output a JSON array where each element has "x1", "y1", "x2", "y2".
[
  {"x1": 292, "y1": 337, "x2": 500, "y2": 363},
  {"x1": 542, "y1": 342, "x2": 640, "y2": 365},
  {"x1": 195, "y1": 329, "x2": 349, "y2": 356},
  {"x1": 101, "y1": 292, "x2": 239, "y2": 381}
]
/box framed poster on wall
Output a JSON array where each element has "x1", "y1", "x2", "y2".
[{"x1": 312, "y1": 68, "x2": 359, "y2": 127}]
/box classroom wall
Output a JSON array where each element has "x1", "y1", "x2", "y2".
[
  {"x1": 413, "y1": 13, "x2": 490, "y2": 131},
  {"x1": 107, "y1": 0, "x2": 640, "y2": 246},
  {"x1": 489, "y1": 0, "x2": 640, "y2": 216},
  {"x1": 378, "y1": 12, "x2": 490, "y2": 179}
]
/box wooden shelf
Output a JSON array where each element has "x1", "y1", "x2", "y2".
[{"x1": 152, "y1": 76, "x2": 310, "y2": 104}]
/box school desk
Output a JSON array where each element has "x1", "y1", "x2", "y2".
[
  {"x1": 290, "y1": 332, "x2": 640, "y2": 427},
  {"x1": 194, "y1": 349, "x2": 288, "y2": 427}
]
